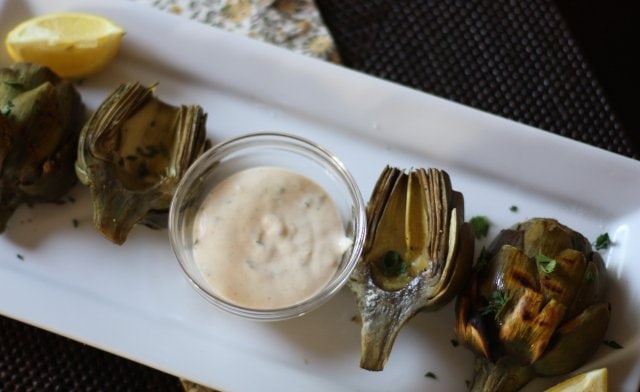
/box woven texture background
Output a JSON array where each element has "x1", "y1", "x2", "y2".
[
  {"x1": 315, "y1": 0, "x2": 638, "y2": 159},
  {"x1": 0, "y1": 316, "x2": 181, "y2": 391},
  {"x1": 1, "y1": 0, "x2": 636, "y2": 390}
]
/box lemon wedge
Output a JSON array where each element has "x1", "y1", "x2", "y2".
[
  {"x1": 545, "y1": 368, "x2": 608, "y2": 392},
  {"x1": 5, "y1": 12, "x2": 124, "y2": 78}
]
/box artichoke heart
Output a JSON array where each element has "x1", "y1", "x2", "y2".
[
  {"x1": 455, "y1": 218, "x2": 610, "y2": 391},
  {"x1": 348, "y1": 165, "x2": 474, "y2": 371},
  {"x1": 75, "y1": 82, "x2": 208, "y2": 244},
  {"x1": 0, "y1": 62, "x2": 84, "y2": 232}
]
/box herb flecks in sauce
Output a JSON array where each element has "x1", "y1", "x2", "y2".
[{"x1": 191, "y1": 167, "x2": 351, "y2": 309}]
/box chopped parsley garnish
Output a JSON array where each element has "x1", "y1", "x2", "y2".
[
  {"x1": 509, "y1": 205, "x2": 518, "y2": 212},
  {"x1": 424, "y1": 372, "x2": 437, "y2": 379},
  {"x1": 480, "y1": 290, "x2": 510, "y2": 321},
  {"x1": 450, "y1": 339, "x2": 459, "y2": 347},
  {"x1": 470, "y1": 216, "x2": 490, "y2": 239},
  {"x1": 380, "y1": 250, "x2": 408, "y2": 277},
  {"x1": 603, "y1": 339, "x2": 623, "y2": 349},
  {"x1": 16, "y1": 254, "x2": 24, "y2": 261},
  {"x1": 535, "y1": 254, "x2": 557, "y2": 274},
  {"x1": 594, "y1": 233, "x2": 612, "y2": 250},
  {"x1": 72, "y1": 219, "x2": 79, "y2": 228}
]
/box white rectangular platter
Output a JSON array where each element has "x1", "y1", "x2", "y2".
[{"x1": 1, "y1": 1, "x2": 639, "y2": 391}]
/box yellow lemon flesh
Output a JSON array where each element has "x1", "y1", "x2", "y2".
[
  {"x1": 545, "y1": 368, "x2": 608, "y2": 392},
  {"x1": 5, "y1": 12, "x2": 124, "y2": 78}
]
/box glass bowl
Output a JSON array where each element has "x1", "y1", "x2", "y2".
[{"x1": 168, "y1": 132, "x2": 366, "y2": 321}]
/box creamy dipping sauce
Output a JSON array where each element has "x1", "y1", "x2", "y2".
[{"x1": 192, "y1": 166, "x2": 352, "y2": 309}]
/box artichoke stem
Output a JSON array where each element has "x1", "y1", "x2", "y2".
[
  {"x1": 470, "y1": 356, "x2": 535, "y2": 392},
  {"x1": 359, "y1": 303, "x2": 411, "y2": 371}
]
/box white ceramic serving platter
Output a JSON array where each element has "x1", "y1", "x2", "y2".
[{"x1": 1, "y1": 1, "x2": 639, "y2": 390}]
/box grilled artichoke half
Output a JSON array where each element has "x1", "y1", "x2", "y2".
[
  {"x1": 75, "y1": 82, "x2": 207, "y2": 244},
  {"x1": 0, "y1": 62, "x2": 84, "y2": 232},
  {"x1": 455, "y1": 218, "x2": 609, "y2": 391},
  {"x1": 348, "y1": 166, "x2": 474, "y2": 371}
]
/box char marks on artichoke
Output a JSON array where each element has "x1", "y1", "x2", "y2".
[
  {"x1": 348, "y1": 165, "x2": 474, "y2": 371},
  {"x1": 0, "y1": 62, "x2": 84, "y2": 232},
  {"x1": 75, "y1": 82, "x2": 208, "y2": 244},
  {"x1": 455, "y1": 218, "x2": 610, "y2": 392}
]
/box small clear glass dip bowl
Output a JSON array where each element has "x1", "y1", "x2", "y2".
[{"x1": 168, "y1": 132, "x2": 366, "y2": 321}]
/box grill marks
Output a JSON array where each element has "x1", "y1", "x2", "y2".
[{"x1": 509, "y1": 268, "x2": 536, "y2": 290}]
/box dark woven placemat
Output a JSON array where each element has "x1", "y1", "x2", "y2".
[
  {"x1": 315, "y1": 0, "x2": 639, "y2": 159},
  {"x1": 0, "y1": 316, "x2": 181, "y2": 391},
  {"x1": 1, "y1": 0, "x2": 637, "y2": 390}
]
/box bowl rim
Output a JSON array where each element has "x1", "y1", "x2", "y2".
[{"x1": 168, "y1": 131, "x2": 367, "y2": 321}]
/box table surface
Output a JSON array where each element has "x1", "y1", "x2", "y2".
[{"x1": 1, "y1": 0, "x2": 638, "y2": 390}]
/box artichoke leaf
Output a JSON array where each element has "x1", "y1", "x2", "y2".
[
  {"x1": 520, "y1": 218, "x2": 589, "y2": 259},
  {"x1": 405, "y1": 170, "x2": 428, "y2": 272},
  {"x1": 499, "y1": 288, "x2": 566, "y2": 363},
  {"x1": 456, "y1": 218, "x2": 610, "y2": 391},
  {"x1": 539, "y1": 248, "x2": 587, "y2": 307},
  {"x1": 428, "y1": 215, "x2": 474, "y2": 308},
  {"x1": 470, "y1": 355, "x2": 536, "y2": 392},
  {"x1": 368, "y1": 168, "x2": 409, "y2": 290},
  {"x1": 567, "y1": 252, "x2": 607, "y2": 319},
  {"x1": 455, "y1": 273, "x2": 492, "y2": 360},
  {"x1": 0, "y1": 63, "x2": 84, "y2": 232},
  {"x1": 533, "y1": 302, "x2": 610, "y2": 376},
  {"x1": 363, "y1": 165, "x2": 400, "y2": 249},
  {"x1": 349, "y1": 165, "x2": 474, "y2": 371},
  {"x1": 76, "y1": 82, "x2": 208, "y2": 244}
]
